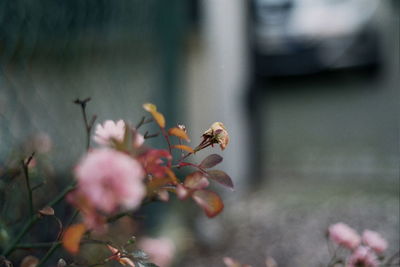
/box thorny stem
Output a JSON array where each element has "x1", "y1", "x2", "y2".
[{"x1": 21, "y1": 153, "x2": 35, "y2": 216}]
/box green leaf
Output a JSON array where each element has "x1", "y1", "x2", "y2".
[
  {"x1": 199, "y1": 154, "x2": 223, "y2": 168},
  {"x1": 206, "y1": 170, "x2": 234, "y2": 189}
]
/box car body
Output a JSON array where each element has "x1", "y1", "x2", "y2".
[{"x1": 251, "y1": 0, "x2": 382, "y2": 76}]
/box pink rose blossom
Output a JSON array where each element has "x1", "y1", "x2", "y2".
[
  {"x1": 74, "y1": 148, "x2": 145, "y2": 213},
  {"x1": 362, "y1": 230, "x2": 388, "y2": 254},
  {"x1": 347, "y1": 246, "x2": 379, "y2": 267},
  {"x1": 329, "y1": 223, "x2": 361, "y2": 250},
  {"x1": 138, "y1": 237, "x2": 175, "y2": 267},
  {"x1": 94, "y1": 120, "x2": 126, "y2": 145}
]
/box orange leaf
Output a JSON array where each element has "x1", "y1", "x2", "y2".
[
  {"x1": 168, "y1": 127, "x2": 190, "y2": 141},
  {"x1": 142, "y1": 103, "x2": 157, "y2": 112},
  {"x1": 147, "y1": 176, "x2": 175, "y2": 193},
  {"x1": 172, "y1": 145, "x2": 194, "y2": 153},
  {"x1": 165, "y1": 168, "x2": 179, "y2": 184},
  {"x1": 62, "y1": 223, "x2": 86, "y2": 254},
  {"x1": 142, "y1": 103, "x2": 165, "y2": 128},
  {"x1": 153, "y1": 111, "x2": 165, "y2": 128},
  {"x1": 184, "y1": 172, "x2": 209, "y2": 190},
  {"x1": 192, "y1": 190, "x2": 224, "y2": 218}
]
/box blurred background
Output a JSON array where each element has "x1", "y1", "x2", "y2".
[{"x1": 0, "y1": 0, "x2": 398, "y2": 266}]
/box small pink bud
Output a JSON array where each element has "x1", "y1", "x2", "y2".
[
  {"x1": 329, "y1": 223, "x2": 361, "y2": 250},
  {"x1": 362, "y1": 230, "x2": 388, "y2": 254}
]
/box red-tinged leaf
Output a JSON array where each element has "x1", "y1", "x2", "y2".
[
  {"x1": 199, "y1": 154, "x2": 223, "y2": 168},
  {"x1": 21, "y1": 255, "x2": 39, "y2": 267},
  {"x1": 107, "y1": 244, "x2": 119, "y2": 255},
  {"x1": 192, "y1": 190, "x2": 224, "y2": 218},
  {"x1": 62, "y1": 223, "x2": 86, "y2": 254},
  {"x1": 168, "y1": 127, "x2": 190, "y2": 141},
  {"x1": 172, "y1": 145, "x2": 194, "y2": 153},
  {"x1": 207, "y1": 170, "x2": 234, "y2": 189},
  {"x1": 139, "y1": 149, "x2": 172, "y2": 178},
  {"x1": 184, "y1": 172, "x2": 210, "y2": 190}
]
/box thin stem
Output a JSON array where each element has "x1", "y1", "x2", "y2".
[
  {"x1": 37, "y1": 98, "x2": 95, "y2": 266},
  {"x1": 173, "y1": 162, "x2": 207, "y2": 174},
  {"x1": 16, "y1": 242, "x2": 59, "y2": 249},
  {"x1": 2, "y1": 182, "x2": 76, "y2": 257},
  {"x1": 36, "y1": 189, "x2": 79, "y2": 266},
  {"x1": 37, "y1": 242, "x2": 61, "y2": 267},
  {"x1": 74, "y1": 98, "x2": 96, "y2": 151},
  {"x1": 178, "y1": 152, "x2": 193, "y2": 163},
  {"x1": 384, "y1": 250, "x2": 400, "y2": 266},
  {"x1": 2, "y1": 215, "x2": 40, "y2": 256},
  {"x1": 161, "y1": 128, "x2": 172, "y2": 154},
  {"x1": 21, "y1": 155, "x2": 34, "y2": 216}
]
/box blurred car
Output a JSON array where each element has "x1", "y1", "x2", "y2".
[{"x1": 251, "y1": 0, "x2": 382, "y2": 76}]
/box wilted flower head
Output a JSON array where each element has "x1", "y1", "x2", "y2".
[
  {"x1": 347, "y1": 246, "x2": 379, "y2": 267},
  {"x1": 362, "y1": 230, "x2": 388, "y2": 254},
  {"x1": 138, "y1": 237, "x2": 175, "y2": 267},
  {"x1": 200, "y1": 122, "x2": 229, "y2": 150},
  {"x1": 329, "y1": 223, "x2": 361, "y2": 250},
  {"x1": 74, "y1": 148, "x2": 145, "y2": 213},
  {"x1": 94, "y1": 120, "x2": 126, "y2": 145}
]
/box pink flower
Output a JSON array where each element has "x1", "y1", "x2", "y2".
[
  {"x1": 94, "y1": 120, "x2": 126, "y2": 145},
  {"x1": 329, "y1": 223, "x2": 361, "y2": 250},
  {"x1": 362, "y1": 230, "x2": 388, "y2": 254},
  {"x1": 74, "y1": 148, "x2": 145, "y2": 213},
  {"x1": 134, "y1": 132, "x2": 145, "y2": 147},
  {"x1": 347, "y1": 246, "x2": 379, "y2": 267},
  {"x1": 138, "y1": 237, "x2": 175, "y2": 267}
]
